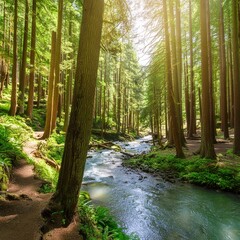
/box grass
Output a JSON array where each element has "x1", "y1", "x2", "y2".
[{"x1": 125, "y1": 149, "x2": 240, "y2": 193}]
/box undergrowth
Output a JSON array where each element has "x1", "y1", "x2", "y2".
[
  {"x1": 79, "y1": 192, "x2": 139, "y2": 240},
  {"x1": 125, "y1": 150, "x2": 240, "y2": 193},
  {"x1": 0, "y1": 114, "x2": 32, "y2": 191}
]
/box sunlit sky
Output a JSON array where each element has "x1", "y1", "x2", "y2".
[{"x1": 128, "y1": 0, "x2": 153, "y2": 66}]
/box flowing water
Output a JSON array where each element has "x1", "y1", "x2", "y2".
[{"x1": 83, "y1": 136, "x2": 240, "y2": 240}]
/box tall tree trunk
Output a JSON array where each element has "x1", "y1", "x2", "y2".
[
  {"x1": 232, "y1": 0, "x2": 240, "y2": 154},
  {"x1": 63, "y1": 19, "x2": 73, "y2": 132},
  {"x1": 44, "y1": 0, "x2": 104, "y2": 225},
  {"x1": 41, "y1": 31, "x2": 56, "y2": 139},
  {"x1": 219, "y1": 0, "x2": 229, "y2": 139},
  {"x1": 117, "y1": 62, "x2": 121, "y2": 133},
  {"x1": 168, "y1": 0, "x2": 185, "y2": 146},
  {"x1": 26, "y1": 0, "x2": 36, "y2": 118},
  {"x1": 9, "y1": 0, "x2": 18, "y2": 116},
  {"x1": 163, "y1": 0, "x2": 184, "y2": 158},
  {"x1": 17, "y1": 0, "x2": 29, "y2": 115},
  {"x1": 51, "y1": 0, "x2": 63, "y2": 131},
  {"x1": 175, "y1": 0, "x2": 185, "y2": 144},
  {"x1": 206, "y1": 0, "x2": 217, "y2": 143},
  {"x1": 199, "y1": 0, "x2": 216, "y2": 159},
  {"x1": 37, "y1": 74, "x2": 42, "y2": 108},
  {"x1": 188, "y1": 0, "x2": 196, "y2": 137}
]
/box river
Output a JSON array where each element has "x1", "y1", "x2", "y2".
[{"x1": 82, "y1": 136, "x2": 240, "y2": 240}]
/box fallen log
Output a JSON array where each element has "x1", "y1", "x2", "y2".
[
  {"x1": 34, "y1": 151, "x2": 60, "y2": 171},
  {"x1": 89, "y1": 142, "x2": 135, "y2": 157}
]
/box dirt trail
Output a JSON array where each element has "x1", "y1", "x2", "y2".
[
  {"x1": 187, "y1": 137, "x2": 233, "y2": 154},
  {"x1": 0, "y1": 134, "x2": 82, "y2": 240}
]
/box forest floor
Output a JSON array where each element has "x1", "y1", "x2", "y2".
[
  {"x1": 0, "y1": 130, "x2": 238, "y2": 240},
  {"x1": 0, "y1": 132, "x2": 82, "y2": 240}
]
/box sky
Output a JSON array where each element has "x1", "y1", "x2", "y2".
[{"x1": 128, "y1": 0, "x2": 153, "y2": 66}]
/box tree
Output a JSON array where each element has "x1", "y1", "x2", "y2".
[
  {"x1": 188, "y1": 0, "x2": 196, "y2": 138},
  {"x1": 9, "y1": 0, "x2": 18, "y2": 116},
  {"x1": 232, "y1": 0, "x2": 240, "y2": 154},
  {"x1": 41, "y1": 0, "x2": 63, "y2": 138},
  {"x1": 43, "y1": 0, "x2": 104, "y2": 225},
  {"x1": 51, "y1": 0, "x2": 64, "y2": 131},
  {"x1": 219, "y1": 0, "x2": 229, "y2": 139},
  {"x1": 26, "y1": 0, "x2": 37, "y2": 118},
  {"x1": 199, "y1": 0, "x2": 216, "y2": 159},
  {"x1": 163, "y1": 0, "x2": 185, "y2": 158},
  {"x1": 17, "y1": 0, "x2": 29, "y2": 115},
  {"x1": 41, "y1": 31, "x2": 56, "y2": 139}
]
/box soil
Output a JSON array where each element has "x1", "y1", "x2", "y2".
[
  {"x1": 0, "y1": 133, "x2": 82, "y2": 240},
  {"x1": 186, "y1": 137, "x2": 233, "y2": 154}
]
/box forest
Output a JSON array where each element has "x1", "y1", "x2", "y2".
[{"x1": 0, "y1": 0, "x2": 240, "y2": 239}]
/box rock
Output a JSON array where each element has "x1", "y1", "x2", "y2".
[
  {"x1": 6, "y1": 193, "x2": 20, "y2": 201},
  {"x1": 20, "y1": 194, "x2": 32, "y2": 201}
]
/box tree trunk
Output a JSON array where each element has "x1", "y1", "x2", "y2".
[
  {"x1": 17, "y1": 0, "x2": 29, "y2": 115},
  {"x1": 188, "y1": 0, "x2": 196, "y2": 137},
  {"x1": 9, "y1": 0, "x2": 18, "y2": 116},
  {"x1": 41, "y1": 31, "x2": 56, "y2": 139},
  {"x1": 37, "y1": 74, "x2": 42, "y2": 108},
  {"x1": 168, "y1": 0, "x2": 185, "y2": 146},
  {"x1": 184, "y1": 54, "x2": 190, "y2": 136},
  {"x1": 44, "y1": 0, "x2": 104, "y2": 225},
  {"x1": 163, "y1": 0, "x2": 184, "y2": 158},
  {"x1": 117, "y1": 62, "x2": 121, "y2": 133},
  {"x1": 26, "y1": 0, "x2": 36, "y2": 118},
  {"x1": 206, "y1": 0, "x2": 217, "y2": 143},
  {"x1": 199, "y1": 0, "x2": 216, "y2": 159},
  {"x1": 51, "y1": 0, "x2": 63, "y2": 131},
  {"x1": 232, "y1": 0, "x2": 240, "y2": 154},
  {"x1": 219, "y1": 0, "x2": 229, "y2": 139}
]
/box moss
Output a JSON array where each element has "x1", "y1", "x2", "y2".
[{"x1": 125, "y1": 150, "x2": 240, "y2": 193}]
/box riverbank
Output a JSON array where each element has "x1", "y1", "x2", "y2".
[
  {"x1": 0, "y1": 98, "x2": 137, "y2": 239},
  {"x1": 123, "y1": 141, "x2": 240, "y2": 194}
]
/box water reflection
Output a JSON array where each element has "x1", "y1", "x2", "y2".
[{"x1": 83, "y1": 136, "x2": 240, "y2": 240}]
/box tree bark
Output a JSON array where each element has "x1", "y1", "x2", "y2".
[
  {"x1": 51, "y1": 0, "x2": 63, "y2": 131},
  {"x1": 17, "y1": 0, "x2": 29, "y2": 115},
  {"x1": 163, "y1": 0, "x2": 184, "y2": 158},
  {"x1": 44, "y1": 0, "x2": 104, "y2": 225},
  {"x1": 219, "y1": 0, "x2": 229, "y2": 139},
  {"x1": 188, "y1": 0, "x2": 196, "y2": 137},
  {"x1": 232, "y1": 0, "x2": 240, "y2": 154},
  {"x1": 9, "y1": 0, "x2": 18, "y2": 116},
  {"x1": 41, "y1": 31, "x2": 56, "y2": 139},
  {"x1": 199, "y1": 0, "x2": 216, "y2": 159},
  {"x1": 26, "y1": 0, "x2": 36, "y2": 118}
]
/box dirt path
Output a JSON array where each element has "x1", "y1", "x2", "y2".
[
  {"x1": 0, "y1": 135, "x2": 82, "y2": 240},
  {"x1": 187, "y1": 137, "x2": 233, "y2": 154}
]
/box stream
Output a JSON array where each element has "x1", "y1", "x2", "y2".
[{"x1": 82, "y1": 136, "x2": 240, "y2": 240}]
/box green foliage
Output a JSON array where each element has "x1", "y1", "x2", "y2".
[
  {"x1": 78, "y1": 195, "x2": 139, "y2": 240},
  {"x1": 126, "y1": 150, "x2": 240, "y2": 193},
  {"x1": 0, "y1": 113, "x2": 33, "y2": 191},
  {"x1": 38, "y1": 131, "x2": 65, "y2": 163},
  {"x1": 26, "y1": 107, "x2": 46, "y2": 131},
  {"x1": 34, "y1": 159, "x2": 58, "y2": 192}
]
